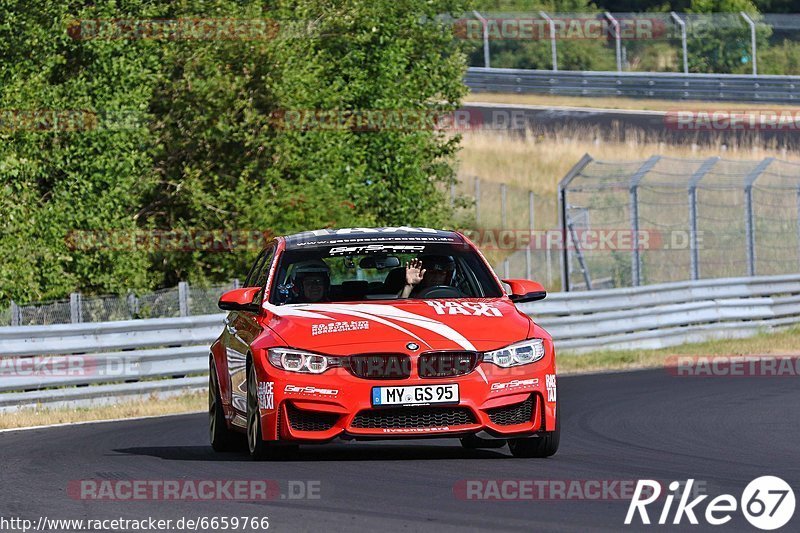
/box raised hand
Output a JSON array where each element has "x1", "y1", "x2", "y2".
[{"x1": 405, "y1": 258, "x2": 426, "y2": 286}]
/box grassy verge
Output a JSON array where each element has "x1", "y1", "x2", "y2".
[
  {"x1": 464, "y1": 92, "x2": 800, "y2": 112},
  {"x1": 0, "y1": 390, "x2": 205, "y2": 431},
  {"x1": 3, "y1": 327, "x2": 799, "y2": 430},
  {"x1": 558, "y1": 325, "x2": 800, "y2": 374},
  {"x1": 457, "y1": 128, "x2": 799, "y2": 196}
]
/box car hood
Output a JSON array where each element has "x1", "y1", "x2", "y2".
[{"x1": 262, "y1": 299, "x2": 531, "y2": 354}]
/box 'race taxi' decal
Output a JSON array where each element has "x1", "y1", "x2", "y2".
[
  {"x1": 257, "y1": 381, "x2": 274, "y2": 409},
  {"x1": 545, "y1": 374, "x2": 557, "y2": 402},
  {"x1": 425, "y1": 301, "x2": 502, "y2": 317}
]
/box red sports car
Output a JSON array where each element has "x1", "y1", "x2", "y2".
[{"x1": 209, "y1": 227, "x2": 559, "y2": 459}]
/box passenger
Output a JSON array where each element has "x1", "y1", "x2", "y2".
[{"x1": 399, "y1": 255, "x2": 456, "y2": 298}]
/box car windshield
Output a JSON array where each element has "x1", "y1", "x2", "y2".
[{"x1": 270, "y1": 241, "x2": 502, "y2": 304}]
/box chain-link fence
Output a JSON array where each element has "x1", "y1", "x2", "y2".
[
  {"x1": 2, "y1": 281, "x2": 238, "y2": 326},
  {"x1": 462, "y1": 11, "x2": 800, "y2": 75},
  {"x1": 560, "y1": 154, "x2": 800, "y2": 291},
  {"x1": 451, "y1": 176, "x2": 560, "y2": 290}
]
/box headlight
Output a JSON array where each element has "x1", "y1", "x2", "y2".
[
  {"x1": 267, "y1": 348, "x2": 342, "y2": 374},
  {"x1": 483, "y1": 339, "x2": 545, "y2": 368}
]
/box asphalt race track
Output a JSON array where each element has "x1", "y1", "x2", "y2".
[{"x1": 2, "y1": 369, "x2": 798, "y2": 532}]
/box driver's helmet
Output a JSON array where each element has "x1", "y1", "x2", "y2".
[
  {"x1": 290, "y1": 259, "x2": 331, "y2": 297},
  {"x1": 419, "y1": 254, "x2": 456, "y2": 285}
]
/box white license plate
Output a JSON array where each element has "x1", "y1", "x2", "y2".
[{"x1": 372, "y1": 384, "x2": 459, "y2": 406}]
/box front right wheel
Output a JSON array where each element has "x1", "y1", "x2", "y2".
[{"x1": 508, "y1": 402, "x2": 560, "y2": 458}]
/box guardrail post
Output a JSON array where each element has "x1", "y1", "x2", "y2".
[
  {"x1": 526, "y1": 190, "x2": 534, "y2": 280},
  {"x1": 629, "y1": 156, "x2": 661, "y2": 287},
  {"x1": 10, "y1": 301, "x2": 21, "y2": 326},
  {"x1": 670, "y1": 12, "x2": 688, "y2": 74},
  {"x1": 474, "y1": 176, "x2": 481, "y2": 225},
  {"x1": 69, "y1": 292, "x2": 83, "y2": 324},
  {"x1": 604, "y1": 12, "x2": 622, "y2": 72},
  {"x1": 540, "y1": 11, "x2": 558, "y2": 71},
  {"x1": 740, "y1": 12, "x2": 757, "y2": 76},
  {"x1": 178, "y1": 282, "x2": 189, "y2": 317},
  {"x1": 233, "y1": 278, "x2": 240, "y2": 289},
  {"x1": 558, "y1": 154, "x2": 594, "y2": 291},
  {"x1": 744, "y1": 158, "x2": 773, "y2": 276},
  {"x1": 473, "y1": 10, "x2": 490, "y2": 68},
  {"x1": 688, "y1": 157, "x2": 719, "y2": 281}
]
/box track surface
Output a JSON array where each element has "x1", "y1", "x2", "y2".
[{"x1": 2, "y1": 369, "x2": 798, "y2": 532}]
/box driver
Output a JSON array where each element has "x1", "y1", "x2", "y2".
[
  {"x1": 291, "y1": 260, "x2": 331, "y2": 303},
  {"x1": 399, "y1": 254, "x2": 455, "y2": 298}
]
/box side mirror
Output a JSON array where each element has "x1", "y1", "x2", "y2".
[
  {"x1": 218, "y1": 287, "x2": 262, "y2": 313},
  {"x1": 502, "y1": 279, "x2": 547, "y2": 303}
]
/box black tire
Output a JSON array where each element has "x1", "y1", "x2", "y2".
[
  {"x1": 209, "y1": 360, "x2": 244, "y2": 452},
  {"x1": 460, "y1": 435, "x2": 507, "y2": 449},
  {"x1": 508, "y1": 403, "x2": 560, "y2": 458},
  {"x1": 246, "y1": 362, "x2": 298, "y2": 461}
]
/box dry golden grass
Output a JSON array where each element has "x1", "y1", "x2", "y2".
[
  {"x1": 465, "y1": 92, "x2": 800, "y2": 112},
  {"x1": 457, "y1": 129, "x2": 800, "y2": 196},
  {"x1": 558, "y1": 326, "x2": 800, "y2": 374},
  {"x1": 0, "y1": 390, "x2": 205, "y2": 430}
]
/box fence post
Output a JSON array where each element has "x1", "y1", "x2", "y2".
[
  {"x1": 740, "y1": 12, "x2": 757, "y2": 76},
  {"x1": 688, "y1": 157, "x2": 719, "y2": 281},
  {"x1": 670, "y1": 12, "x2": 688, "y2": 74},
  {"x1": 501, "y1": 183, "x2": 509, "y2": 278},
  {"x1": 539, "y1": 11, "x2": 558, "y2": 71},
  {"x1": 69, "y1": 292, "x2": 83, "y2": 324},
  {"x1": 178, "y1": 281, "x2": 189, "y2": 317},
  {"x1": 127, "y1": 292, "x2": 139, "y2": 319},
  {"x1": 233, "y1": 278, "x2": 241, "y2": 289},
  {"x1": 526, "y1": 190, "x2": 534, "y2": 280},
  {"x1": 604, "y1": 12, "x2": 622, "y2": 72},
  {"x1": 797, "y1": 187, "x2": 800, "y2": 271},
  {"x1": 558, "y1": 154, "x2": 594, "y2": 291},
  {"x1": 10, "y1": 301, "x2": 21, "y2": 326},
  {"x1": 744, "y1": 158, "x2": 773, "y2": 276},
  {"x1": 473, "y1": 10, "x2": 490, "y2": 68},
  {"x1": 629, "y1": 156, "x2": 661, "y2": 287},
  {"x1": 474, "y1": 176, "x2": 481, "y2": 226}
]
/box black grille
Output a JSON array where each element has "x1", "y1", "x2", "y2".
[
  {"x1": 486, "y1": 396, "x2": 534, "y2": 426},
  {"x1": 351, "y1": 406, "x2": 477, "y2": 429},
  {"x1": 286, "y1": 403, "x2": 339, "y2": 432},
  {"x1": 347, "y1": 354, "x2": 411, "y2": 379},
  {"x1": 418, "y1": 351, "x2": 480, "y2": 378}
]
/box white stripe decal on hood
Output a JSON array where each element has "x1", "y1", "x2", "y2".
[{"x1": 265, "y1": 302, "x2": 476, "y2": 351}]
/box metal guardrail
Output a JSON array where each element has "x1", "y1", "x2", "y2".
[
  {"x1": 465, "y1": 67, "x2": 800, "y2": 103},
  {"x1": 1, "y1": 274, "x2": 799, "y2": 410}
]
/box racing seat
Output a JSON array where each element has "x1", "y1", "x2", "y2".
[{"x1": 382, "y1": 267, "x2": 406, "y2": 294}]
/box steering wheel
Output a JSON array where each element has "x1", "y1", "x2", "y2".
[{"x1": 415, "y1": 285, "x2": 464, "y2": 298}]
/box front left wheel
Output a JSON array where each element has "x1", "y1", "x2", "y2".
[{"x1": 209, "y1": 360, "x2": 244, "y2": 452}]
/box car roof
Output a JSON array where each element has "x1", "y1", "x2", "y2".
[{"x1": 282, "y1": 227, "x2": 465, "y2": 250}]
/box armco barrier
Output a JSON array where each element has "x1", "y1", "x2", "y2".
[
  {"x1": 465, "y1": 67, "x2": 800, "y2": 103},
  {"x1": 1, "y1": 274, "x2": 800, "y2": 410}
]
